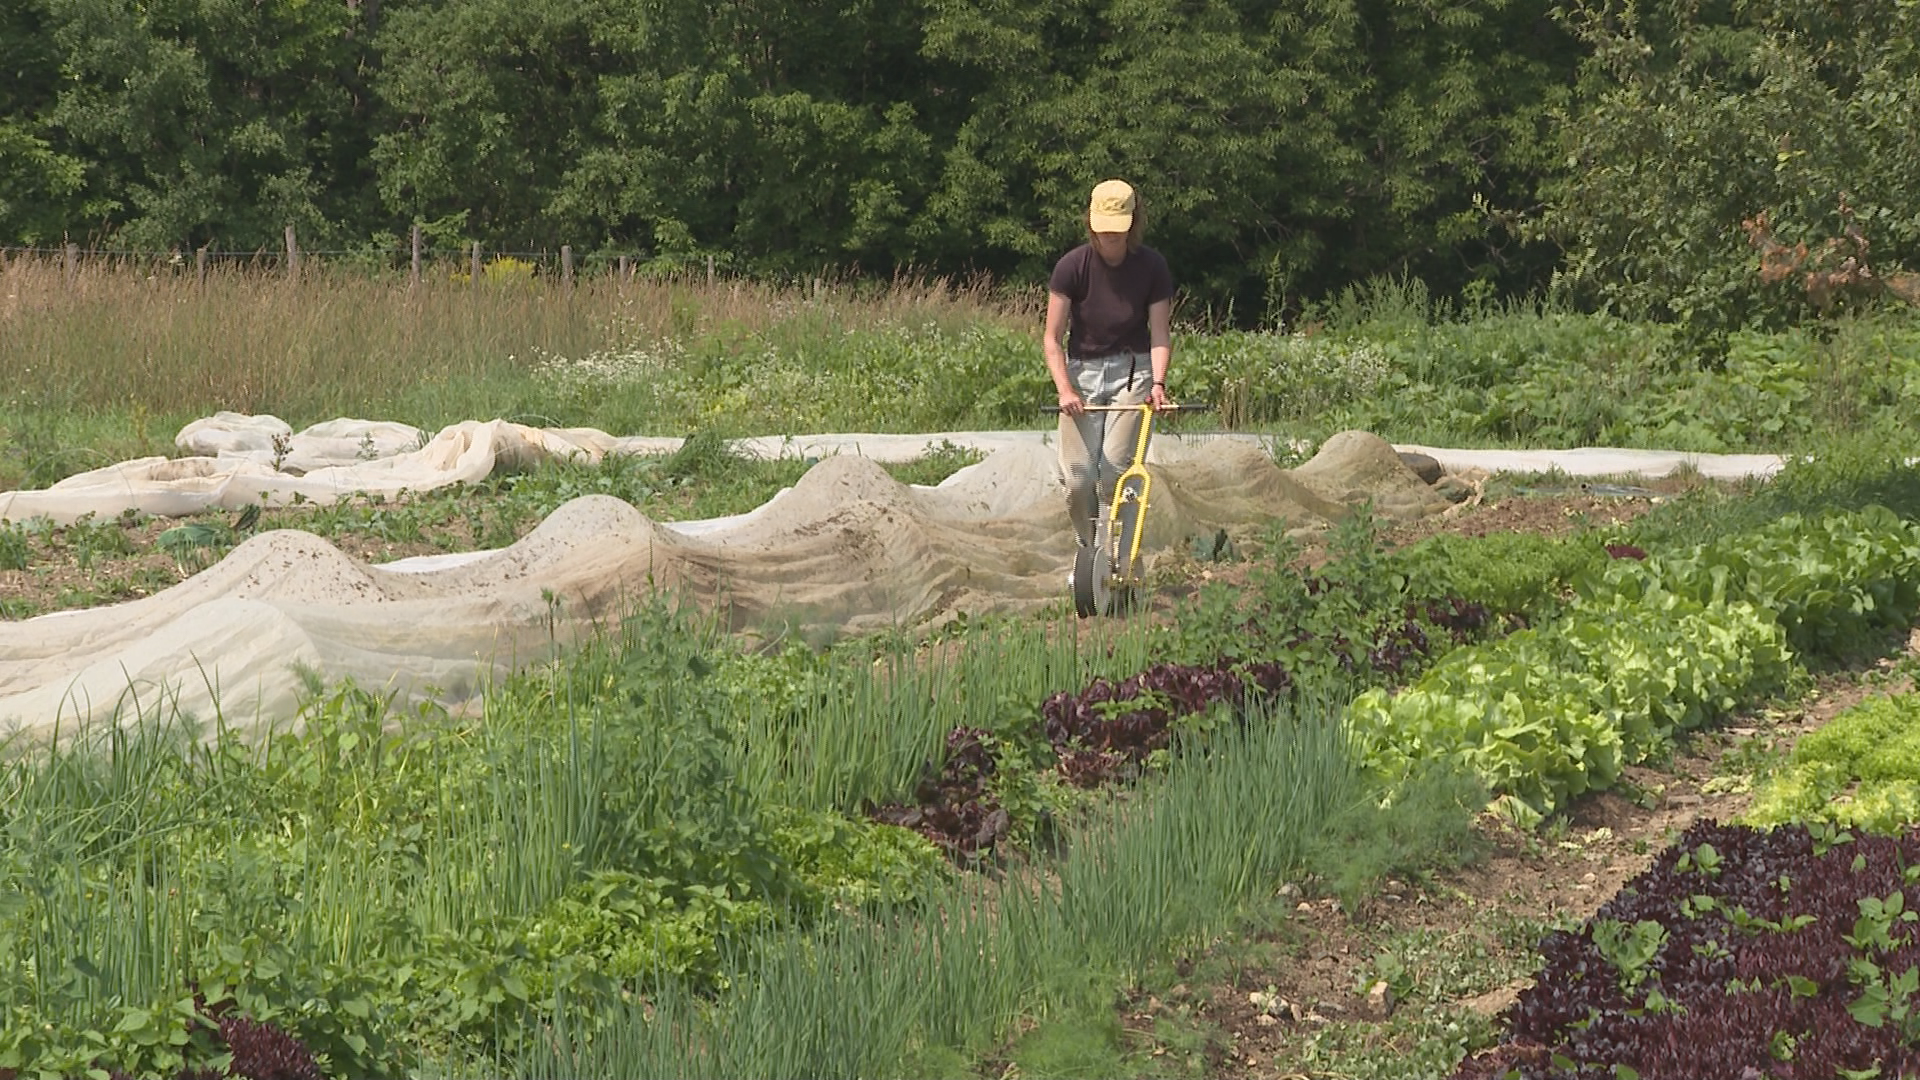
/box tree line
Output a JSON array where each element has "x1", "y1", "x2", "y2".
[{"x1": 2, "y1": 0, "x2": 1915, "y2": 332}]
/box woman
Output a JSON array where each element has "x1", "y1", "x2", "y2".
[{"x1": 1043, "y1": 178, "x2": 1175, "y2": 551}]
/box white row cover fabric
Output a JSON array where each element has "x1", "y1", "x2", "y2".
[
  {"x1": 0, "y1": 416, "x2": 1787, "y2": 743},
  {"x1": 0, "y1": 413, "x2": 1783, "y2": 528}
]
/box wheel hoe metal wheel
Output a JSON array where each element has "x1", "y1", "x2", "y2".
[{"x1": 1073, "y1": 542, "x2": 1113, "y2": 618}]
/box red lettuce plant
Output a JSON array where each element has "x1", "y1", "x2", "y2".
[
  {"x1": 1456, "y1": 821, "x2": 1920, "y2": 1079},
  {"x1": 869, "y1": 727, "x2": 1012, "y2": 860}
]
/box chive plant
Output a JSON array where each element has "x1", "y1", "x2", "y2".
[
  {"x1": 737, "y1": 618, "x2": 1157, "y2": 814},
  {"x1": 525, "y1": 698, "x2": 1359, "y2": 1079}
]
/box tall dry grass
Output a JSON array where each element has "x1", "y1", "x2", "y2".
[{"x1": 0, "y1": 252, "x2": 1031, "y2": 425}]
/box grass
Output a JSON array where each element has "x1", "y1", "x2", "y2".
[
  {"x1": 0, "y1": 252, "x2": 1034, "y2": 422},
  {"x1": 0, "y1": 252, "x2": 1039, "y2": 491},
  {"x1": 6, "y1": 256, "x2": 1920, "y2": 495}
]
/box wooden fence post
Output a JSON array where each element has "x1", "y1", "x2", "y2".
[
  {"x1": 618, "y1": 255, "x2": 630, "y2": 285},
  {"x1": 470, "y1": 241, "x2": 481, "y2": 291},
  {"x1": 561, "y1": 245, "x2": 574, "y2": 294},
  {"x1": 196, "y1": 246, "x2": 208, "y2": 288},
  {"x1": 706, "y1": 254, "x2": 715, "y2": 287},
  {"x1": 410, "y1": 224, "x2": 422, "y2": 289},
  {"x1": 285, "y1": 225, "x2": 300, "y2": 281},
  {"x1": 64, "y1": 242, "x2": 77, "y2": 284}
]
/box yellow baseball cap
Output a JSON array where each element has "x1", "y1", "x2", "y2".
[{"x1": 1088, "y1": 179, "x2": 1136, "y2": 231}]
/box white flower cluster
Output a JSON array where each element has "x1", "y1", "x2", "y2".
[
  {"x1": 1321, "y1": 340, "x2": 1392, "y2": 398},
  {"x1": 1246, "y1": 332, "x2": 1393, "y2": 400},
  {"x1": 529, "y1": 339, "x2": 685, "y2": 393}
]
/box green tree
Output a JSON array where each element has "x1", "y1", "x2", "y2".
[
  {"x1": 1534, "y1": 0, "x2": 1920, "y2": 337},
  {"x1": 372, "y1": 0, "x2": 624, "y2": 252},
  {"x1": 0, "y1": 0, "x2": 84, "y2": 243},
  {"x1": 375, "y1": 0, "x2": 938, "y2": 271},
  {"x1": 916, "y1": 0, "x2": 1575, "y2": 319},
  {"x1": 35, "y1": 0, "x2": 377, "y2": 250}
]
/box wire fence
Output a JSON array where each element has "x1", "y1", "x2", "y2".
[
  {"x1": 0, "y1": 246, "x2": 597, "y2": 259},
  {"x1": 0, "y1": 226, "x2": 727, "y2": 288}
]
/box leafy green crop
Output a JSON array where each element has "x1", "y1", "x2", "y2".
[
  {"x1": 1350, "y1": 594, "x2": 1793, "y2": 822},
  {"x1": 1356, "y1": 505, "x2": 1920, "y2": 825},
  {"x1": 1386, "y1": 529, "x2": 1612, "y2": 622},
  {"x1": 1584, "y1": 506, "x2": 1920, "y2": 661},
  {"x1": 0, "y1": 519, "x2": 34, "y2": 571},
  {"x1": 1748, "y1": 693, "x2": 1920, "y2": 833}
]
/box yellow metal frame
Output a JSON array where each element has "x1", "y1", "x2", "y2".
[
  {"x1": 1054, "y1": 400, "x2": 1208, "y2": 615},
  {"x1": 1073, "y1": 402, "x2": 1175, "y2": 592},
  {"x1": 1107, "y1": 402, "x2": 1158, "y2": 586}
]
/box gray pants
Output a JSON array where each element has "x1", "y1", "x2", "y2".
[{"x1": 1058, "y1": 353, "x2": 1152, "y2": 547}]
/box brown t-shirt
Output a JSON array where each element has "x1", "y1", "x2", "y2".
[{"x1": 1049, "y1": 243, "x2": 1175, "y2": 359}]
